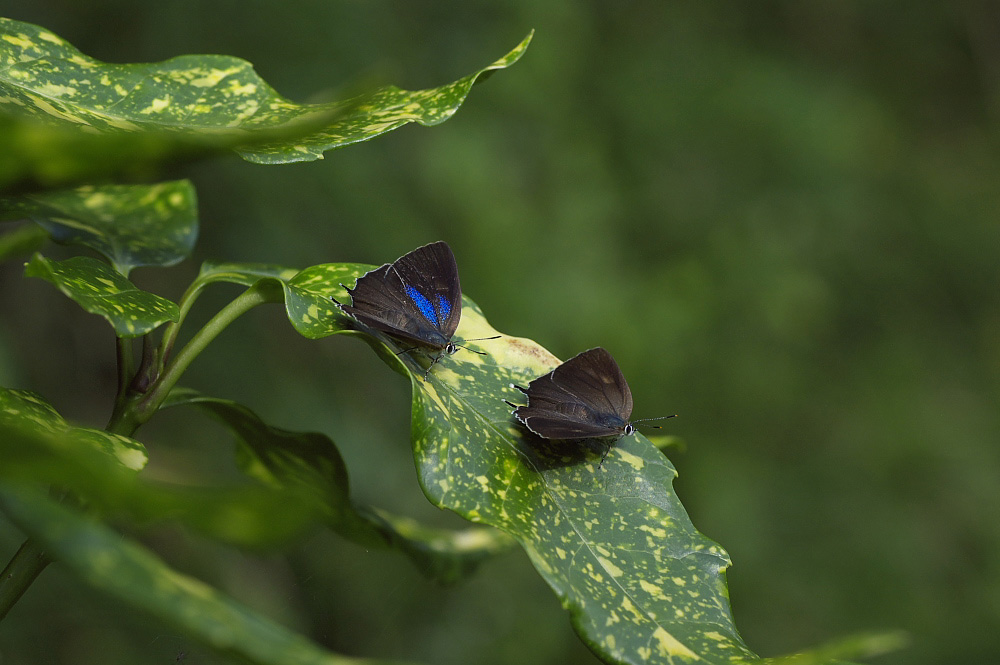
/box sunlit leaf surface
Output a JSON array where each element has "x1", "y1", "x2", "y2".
[
  {"x1": 0, "y1": 17, "x2": 531, "y2": 165},
  {"x1": 1, "y1": 180, "x2": 197, "y2": 274},
  {"x1": 206, "y1": 260, "x2": 756, "y2": 664},
  {"x1": 24, "y1": 253, "x2": 179, "y2": 337}
]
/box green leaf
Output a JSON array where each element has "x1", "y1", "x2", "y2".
[
  {"x1": 0, "y1": 180, "x2": 198, "y2": 274},
  {"x1": 0, "y1": 221, "x2": 46, "y2": 262},
  {"x1": 402, "y1": 312, "x2": 760, "y2": 665},
  {"x1": 0, "y1": 387, "x2": 147, "y2": 470},
  {"x1": 0, "y1": 114, "x2": 214, "y2": 195},
  {"x1": 196, "y1": 260, "x2": 301, "y2": 287},
  {"x1": 191, "y1": 260, "x2": 755, "y2": 663},
  {"x1": 762, "y1": 631, "x2": 909, "y2": 665},
  {"x1": 0, "y1": 486, "x2": 415, "y2": 665},
  {"x1": 163, "y1": 388, "x2": 515, "y2": 584},
  {"x1": 0, "y1": 17, "x2": 531, "y2": 165},
  {"x1": 24, "y1": 253, "x2": 179, "y2": 337},
  {"x1": 238, "y1": 32, "x2": 535, "y2": 164},
  {"x1": 0, "y1": 399, "x2": 319, "y2": 548}
]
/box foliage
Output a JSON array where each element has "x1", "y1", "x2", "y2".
[{"x1": 2, "y1": 5, "x2": 977, "y2": 665}]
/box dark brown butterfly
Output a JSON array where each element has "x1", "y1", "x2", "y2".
[
  {"x1": 333, "y1": 241, "x2": 495, "y2": 376},
  {"x1": 506, "y1": 347, "x2": 675, "y2": 463}
]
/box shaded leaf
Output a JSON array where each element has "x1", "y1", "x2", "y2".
[
  {"x1": 0, "y1": 221, "x2": 46, "y2": 262},
  {"x1": 763, "y1": 631, "x2": 908, "y2": 665},
  {"x1": 0, "y1": 17, "x2": 531, "y2": 165},
  {"x1": 0, "y1": 114, "x2": 214, "y2": 195},
  {"x1": 1, "y1": 180, "x2": 197, "y2": 274},
  {"x1": 0, "y1": 387, "x2": 146, "y2": 470},
  {"x1": 357, "y1": 505, "x2": 515, "y2": 585},
  {"x1": 24, "y1": 253, "x2": 179, "y2": 337},
  {"x1": 0, "y1": 486, "x2": 415, "y2": 665},
  {"x1": 163, "y1": 388, "x2": 514, "y2": 584},
  {"x1": 0, "y1": 417, "x2": 320, "y2": 549},
  {"x1": 196, "y1": 260, "x2": 300, "y2": 288}
]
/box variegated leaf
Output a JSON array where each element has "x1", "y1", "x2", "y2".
[
  {"x1": 200, "y1": 259, "x2": 757, "y2": 664},
  {"x1": 1, "y1": 180, "x2": 197, "y2": 274},
  {"x1": 24, "y1": 253, "x2": 179, "y2": 337},
  {"x1": 0, "y1": 17, "x2": 531, "y2": 165}
]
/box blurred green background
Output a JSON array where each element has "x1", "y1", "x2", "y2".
[{"x1": 2, "y1": 1, "x2": 998, "y2": 664}]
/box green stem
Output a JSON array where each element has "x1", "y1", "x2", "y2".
[
  {"x1": 0, "y1": 538, "x2": 50, "y2": 621},
  {"x1": 156, "y1": 277, "x2": 209, "y2": 375},
  {"x1": 133, "y1": 282, "x2": 284, "y2": 427},
  {"x1": 114, "y1": 337, "x2": 135, "y2": 400}
]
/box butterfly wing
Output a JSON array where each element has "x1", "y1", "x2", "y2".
[
  {"x1": 391, "y1": 241, "x2": 462, "y2": 340},
  {"x1": 516, "y1": 413, "x2": 627, "y2": 439},
  {"x1": 340, "y1": 241, "x2": 461, "y2": 350},
  {"x1": 513, "y1": 347, "x2": 634, "y2": 439}
]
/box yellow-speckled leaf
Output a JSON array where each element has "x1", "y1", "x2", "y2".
[
  {"x1": 24, "y1": 253, "x2": 179, "y2": 337},
  {"x1": 402, "y1": 307, "x2": 758, "y2": 665},
  {"x1": 0, "y1": 486, "x2": 415, "y2": 665},
  {"x1": 282, "y1": 262, "x2": 361, "y2": 337},
  {"x1": 238, "y1": 33, "x2": 533, "y2": 164},
  {"x1": 0, "y1": 17, "x2": 531, "y2": 166},
  {"x1": 0, "y1": 387, "x2": 147, "y2": 471},
  {"x1": 163, "y1": 387, "x2": 514, "y2": 583},
  {"x1": 223, "y1": 258, "x2": 757, "y2": 663},
  {"x1": 1, "y1": 180, "x2": 197, "y2": 274}
]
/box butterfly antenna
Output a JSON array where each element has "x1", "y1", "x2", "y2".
[
  {"x1": 455, "y1": 335, "x2": 501, "y2": 356},
  {"x1": 631, "y1": 415, "x2": 678, "y2": 425},
  {"x1": 455, "y1": 344, "x2": 488, "y2": 356}
]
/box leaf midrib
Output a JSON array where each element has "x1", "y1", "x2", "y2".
[{"x1": 436, "y1": 376, "x2": 701, "y2": 661}]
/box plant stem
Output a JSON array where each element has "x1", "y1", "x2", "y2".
[
  {"x1": 157, "y1": 277, "x2": 209, "y2": 374},
  {"x1": 132, "y1": 282, "x2": 284, "y2": 426},
  {"x1": 0, "y1": 538, "x2": 50, "y2": 621},
  {"x1": 114, "y1": 337, "x2": 134, "y2": 400}
]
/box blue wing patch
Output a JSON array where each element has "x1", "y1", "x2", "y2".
[
  {"x1": 405, "y1": 285, "x2": 439, "y2": 326},
  {"x1": 435, "y1": 294, "x2": 452, "y2": 323}
]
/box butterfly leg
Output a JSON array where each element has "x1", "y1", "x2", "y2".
[
  {"x1": 597, "y1": 441, "x2": 613, "y2": 469},
  {"x1": 422, "y1": 350, "x2": 446, "y2": 380}
]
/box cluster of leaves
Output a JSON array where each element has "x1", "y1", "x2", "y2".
[{"x1": 0, "y1": 16, "x2": 900, "y2": 665}]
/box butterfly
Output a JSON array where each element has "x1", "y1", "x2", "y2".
[
  {"x1": 333, "y1": 241, "x2": 496, "y2": 377},
  {"x1": 505, "y1": 347, "x2": 675, "y2": 464}
]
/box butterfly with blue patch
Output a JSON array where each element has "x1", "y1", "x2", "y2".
[{"x1": 333, "y1": 241, "x2": 496, "y2": 378}]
